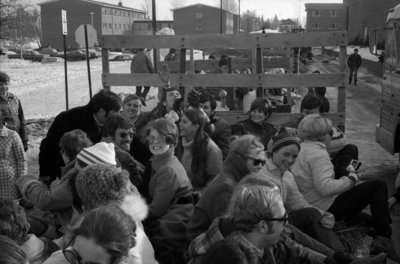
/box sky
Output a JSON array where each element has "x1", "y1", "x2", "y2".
[{"x1": 35, "y1": 0, "x2": 343, "y2": 23}]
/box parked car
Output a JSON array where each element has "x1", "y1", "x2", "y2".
[
  {"x1": 40, "y1": 47, "x2": 58, "y2": 56},
  {"x1": 78, "y1": 48, "x2": 99, "y2": 58},
  {"x1": 8, "y1": 50, "x2": 44, "y2": 62},
  {"x1": 55, "y1": 50, "x2": 87, "y2": 61},
  {"x1": 110, "y1": 54, "x2": 133, "y2": 61}
]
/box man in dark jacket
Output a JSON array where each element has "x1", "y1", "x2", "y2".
[
  {"x1": 199, "y1": 92, "x2": 231, "y2": 159},
  {"x1": 347, "y1": 48, "x2": 362, "y2": 85},
  {"x1": 38, "y1": 90, "x2": 122, "y2": 186}
]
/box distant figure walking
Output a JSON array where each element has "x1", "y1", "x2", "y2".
[
  {"x1": 164, "y1": 48, "x2": 177, "y2": 62},
  {"x1": 347, "y1": 48, "x2": 362, "y2": 85},
  {"x1": 131, "y1": 48, "x2": 155, "y2": 106}
]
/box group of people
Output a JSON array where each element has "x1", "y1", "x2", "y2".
[{"x1": 0, "y1": 64, "x2": 400, "y2": 264}]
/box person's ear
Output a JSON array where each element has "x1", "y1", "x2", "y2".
[{"x1": 194, "y1": 123, "x2": 200, "y2": 131}]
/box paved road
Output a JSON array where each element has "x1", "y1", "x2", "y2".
[{"x1": 310, "y1": 54, "x2": 399, "y2": 262}]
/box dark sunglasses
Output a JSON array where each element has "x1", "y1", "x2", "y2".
[
  {"x1": 247, "y1": 156, "x2": 266, "y2": 166},
  {"x1": 119, "y1": 131, "x2": 135, "y2": 139},
  {"x1": 328, "y1": 129, "x2": 334, "y2": 137},
  {"x1": 264, "y1": 213, "x2": 289, "y2": 226}
]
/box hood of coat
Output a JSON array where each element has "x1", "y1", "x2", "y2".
[{"x1": 119, "y1": 193, "x2": 149, "y2": 222}]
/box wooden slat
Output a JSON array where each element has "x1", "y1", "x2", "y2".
[
  {"x1": 337, "y1": 46, "x2": 347, "y2": 132},
  {"x1": 103, "y1": 73, "x2": 345, "y2": 87},
  {"x1": 102, "y1": 48, "x2": 110, "y2": 91},
  {"x1": 216, "y1": 111, "x2": 345, "y2": 127},
  {"x1": 157, "y1": 57, "x2": 291, "y2": 73},
  {"x1": 101, "y1": 32, "x2": 347, "y2": 49}
]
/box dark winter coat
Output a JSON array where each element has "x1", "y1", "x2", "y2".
[
  {"x1": 231, "y1": 118, "x2": 277, "y2": 149},
  {"x1": 39, "y1": 105, "x2": 102, "y2": 180},
  {"x1": 187, "y1": 152, "x2": 251, "y2": 240},
  {"x1": 347, "y1": 53, "x2": 362, "y2": 68}
]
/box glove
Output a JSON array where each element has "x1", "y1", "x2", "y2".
[
  {"x1": 187, "y1": 89, "x2": 200, "y2": 108},
  {"x1": 320, "y1": 211, "x2": 335, "y2": 229},
  {"x1": 346, "y1": 164, "x2": 355, "y2": 173}
]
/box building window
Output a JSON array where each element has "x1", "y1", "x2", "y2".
[
  {"x1": 102, "y1": 8, "x2": 106, "y2": 14},
  {"x1": 329, "y1": 10, "x2": 338, "y2": 17},
  {"x1": 103, "y1": 23, "x2": 107, "y2": 29},
  {"x1": 311, "y1": 23, "x2": 321, "y2": 29},
  {"x1": 114, "y1": 24, "x2": 117, "y2": 29},
  {"x1": 119, "y1": 24, "x2": 122, "y2": 29},
  {"x1": 196, "y1": 12, "x2": 203, "y2": 19},
  {"x1": 328, "y1": 23, "x2": 338, "y2": 29},
  {"x1": 311, "y1": 10, "x2": 322, "y2": 17},
  {"x1": 196, "y1": 25, "x2": 203, "y2": 32},
  {"x1": 108, "y1": 23, "x2": 112, "y2": 29}
]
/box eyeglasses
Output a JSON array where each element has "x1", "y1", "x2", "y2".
[
  {"x1": 263, "y1": 213, "x2": 289, "y2": 226},
  {"x1": 328, "y1": 129, "x2": 334, "y2": 137},
  {"x1": 63, "y1": 239, "x2": 117, "y2": 264},
  {"x1": 118, "y1": 131, "x2": 135, "y2": 139},
  {"x1": 247, "y1": 156, "x2": 266, "y2": 166}
]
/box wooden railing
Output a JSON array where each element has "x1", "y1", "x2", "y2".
[{"x1": 100, "y1": 31, "x2": 347, "y2": 129}]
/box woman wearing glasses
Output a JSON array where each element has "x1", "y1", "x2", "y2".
[
  {"x1": 143, "y1": 118, "x2": 194, "y2": 262},
  {"x1": 60, "y1": 205, "x2": 136, "y2": 264},
  {"x1": 177, "y1": 109, "x2": 223, "y2": 190},
  {"x1": 187, "y1": 135, "x2": 265, "y2": 241},
  {"x1": 291, "y1": 114, "x2": 400, "y2": 262}
]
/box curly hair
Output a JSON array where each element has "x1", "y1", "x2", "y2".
[
  {"x1": 0, "y1": 199, "x2": 30, "y2": 245},
  {"x1": 75, "y1": 164, "x2": 130, "y2": 211},
  {"x1": 103, "y1": 113, "x2": 133, "y2": 137}
]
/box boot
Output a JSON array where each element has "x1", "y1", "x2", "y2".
[
  {"x1": 371, "y1": 236, "x2": 400, "y2": 262},
  {"x1": 333, "y1": 251, "x2": 386, "y2": 264}
]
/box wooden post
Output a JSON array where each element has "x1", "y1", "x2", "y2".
[
  {"x1": 337, "y1": 45, "x2": 347, "y2": 131},
  {"x1": 102, "y1": 47, "x2": 110, "y2": 91},
  {"x1": 180, "y1": 48, "x2": 187, "y2": 103}
]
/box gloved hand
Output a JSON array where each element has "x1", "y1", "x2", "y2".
[
  {"x1": 320, "y1": 211, "x2": 335, "y2": 229},
  {"x1": 346, "y1": 164, "x2": 356, "y2": 173}
]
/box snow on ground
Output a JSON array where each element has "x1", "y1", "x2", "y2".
[{"x1": 326, "y1": 45, "x2": 380, "y2": 62}]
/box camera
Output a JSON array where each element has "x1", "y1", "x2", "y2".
[{"x1": 349, "y1": 159, "x2": 362, "y2": 171}]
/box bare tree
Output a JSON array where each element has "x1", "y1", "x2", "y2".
[
  {"x1": 170, "y1": 0, "x2": 185, "y2": 10},
  {"x1": 222, "y1": 0, "x2": 238, "y2": 14},
  {"x1": 141, "y1": 0, "x2": 151, "y2": 19}
]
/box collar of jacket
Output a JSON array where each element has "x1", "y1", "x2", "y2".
[
  {"x1": 223, "y1": 152, "x2": 252, "y2": 182},
  {"x1": 265, "y1": 158, "x2": 283, "y2": 176},
  {"x1": 302, "y1": 140, "x2": 327, "y2": 149},
  {"x1": 151, "y1": 147, "x2": 175, "y2": 171}
]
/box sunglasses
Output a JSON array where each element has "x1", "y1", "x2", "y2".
[
  {"x1": 247, "y1": 156, "x2": 266, "y2": 166},
  {"x1": 263, "y1": 213, "x2": 289, "y2": 226},
  {"x1": 118, "y1": 131, "x2": 135, "y2": 139},
  {"x1": 328, "y1": 129, "x2": 334, "y2": 137}
]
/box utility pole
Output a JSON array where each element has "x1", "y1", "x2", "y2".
[
  {"x1": 220, "y1": 0, "x2": 223, "y2": 34},
  {"x1": 247, "y1": 10, "x2": 250, "y2": 33},
  {"x1": 238, "y1": 0, "x2": 240, "y2": 33},
  {"x1": 151, "y1": 0, "x2": 158, "y2": 72},
  {"x1": 89, "y1": 12, "x2": 95, "y2": 26},
  {"x1": 19, "y1": 7, "x2": 23, "y2": 59}
]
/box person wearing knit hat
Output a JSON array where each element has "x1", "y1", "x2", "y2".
[
  {"x1": 259, "y1": 127, "x2": 351, "y2": 255},
  {"x1": 75, "y1": 142, "x2": 117, "y2": 169}
]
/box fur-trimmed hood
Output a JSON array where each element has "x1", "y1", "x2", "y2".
[{"x1": 120, "y1": 192, "x2": 149, "y2": 222}]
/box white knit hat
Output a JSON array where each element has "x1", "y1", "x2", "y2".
[{"x1": 76, "y1": 142, "x2": 117, "y2": 166}]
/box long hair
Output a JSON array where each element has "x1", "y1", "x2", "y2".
[
  {"x1": 72, "y1": 204, "x2": 136, "y2": 263},
  {"x1": 183, "y1": 109, "x2": 209, "y2": 172}
]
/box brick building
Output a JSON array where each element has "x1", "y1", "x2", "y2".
[
  {"x1": 133, "y1": 20, "x2": 173, "y2": 35},
  {"x1": 344, "y1": 0, "x2": 400, "y2": 44},
  {"x1": 279, "y1": 19, "x2": 300, "y2": 33},
  {"x1": 39, "y1": 0, "x2": 146, "y2": 49},
  {"x1": 305, "y1": 3, "x2": 345, "y2": 32},
  {"x1": 172, "y1": 4, "x2": 239, "y2": 35}
]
